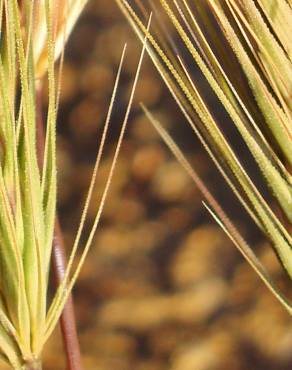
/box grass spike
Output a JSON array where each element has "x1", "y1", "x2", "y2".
[{"x1": 116, "y1": 0, "x2": 292, "y2": 305}]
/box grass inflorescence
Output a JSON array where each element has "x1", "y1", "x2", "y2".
[
  {"x1": 0, "y1": 1, "x2": 147, "y2": 368},
  {"x1": 116, "y1": 0, "x2": 292, "y2": 312}
]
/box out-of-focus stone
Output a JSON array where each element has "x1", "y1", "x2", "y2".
[
  {"x1": 170, "y1": 332, "x2": 240, "y2": 370},
  {"x1": 81, "y1": 330, "x2": 137, "y2": 357},
  {"x1": 135, "y1": 360, "x2": 165, "y2": 370},
  {"x1": 95, "y1": 221, "x2": 167, "y2": 258},
  {"x1": 106, "y1": 197, "x2": 145, "y2": 225},
  {"x1": 69, "y1": 98, "x2": 103, "y2": 139},
  {"x1": 94, "y1": 24, "x2": 141, "y2": 73},
  {"x1": 98, "y1": 278, "x2": 227, "y2": 331},
  {"x1": 237, "y1": 293, "x2": 292, "y2": 362},
  {"x1": 161, "y1": 207, "x2": 191, "y2": 233},
  {"x1": 169, "y1": 225, "x2": 235, "y2": 288},
  {"x1": 152, "y1": 161, "x2": 192, "y2": 202},
  {"x1": 85, "y1": 0, "x2": 120, "y2": 18},
  {"x1": 80, "y1": 63, "x2": 114, "y2": 96},
  {"x1": 87, "y1": 155, "x2": 130, "y2": 219},
  {"x1": 149, "y1": 325, "x2": 193, "y2": 357},
  {"x1": 131, "y1": 73, "x2": 163, "y2": 107},
  {"x1": 228, "y1": 261, "x2": 260, "y2": 308},
  {"x1": 131, "y1": 145, "x2": 166, "y2": 182},
  {"x1": 82, "y1": 355, "x2": 132, "y2": 370}
]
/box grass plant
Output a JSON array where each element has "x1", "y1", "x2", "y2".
[
  {"x1": 115, "y1": 0, "x2": 292, "y2": 313},
  {"x1": 0, "y1": 1, "x2": 148, "y2": 368}
]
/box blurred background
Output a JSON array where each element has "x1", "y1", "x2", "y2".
[{"x1": 2, "y1": 1, "x2": 292, "y2": 369}]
